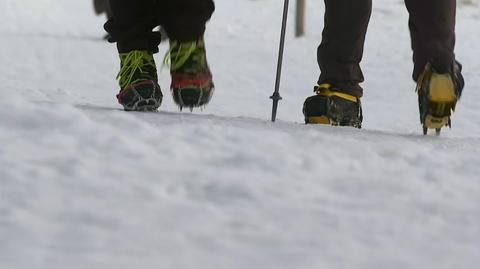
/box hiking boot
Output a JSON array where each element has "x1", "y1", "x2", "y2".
[
  {"x1": 417, "y1": 61, "x2": 464, "y2": 135},
  {"x1": 116, "y1": 50, "x2": 163, "y2": 111},
  {"x1": 167, "y1": 38, "x2": 214, "y2": 111},
  {"x1": 303, "y1": 84, "x2": 363, "y2": 128}
]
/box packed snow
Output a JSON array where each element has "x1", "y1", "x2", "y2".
[{"x1": 1, "y1": 0, "x2": 480, "y2": 268}]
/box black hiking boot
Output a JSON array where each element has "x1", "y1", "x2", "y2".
[
  {"x1": 167, "y1": 38, "x2": 214, "y2": 111},
  {"x1": 417, "y1": 61, "x2": 464, "y2": 135},
  {"x1": 303, "y1": 84, "x2": 363, "y2": 128},
  {"x1": 116, "y1": 50, "x2": 163, "y2": 111}
]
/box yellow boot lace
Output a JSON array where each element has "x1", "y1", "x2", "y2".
[{"x1": 117, "y1": 50, "x2": 156, "y2": 89}]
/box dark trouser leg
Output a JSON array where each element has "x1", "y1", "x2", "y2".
[
  {"x1": 104, "y1": 0, "x2": 163, "y2": 53},
  {"x1": 105, "y1": 2, "x2": 113, "y2": 20},
  {"x1": 405, "y1": 0, "x2": 456, "y2": 80},
  {"x1": 161, "y1": 0, "x2": 215, "y2": 42},
  {"x1": 317, "y1": 0, "x2": 372, "y2": 97}
]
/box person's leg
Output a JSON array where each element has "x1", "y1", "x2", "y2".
[
  {"x1": 104, "y1": 0, "x2": 162, "y2": 53},
  {"x1": 405, "y1": 0, "x2": 464, "y2": 134},
  {"x1": 405, "y1": 0, "x2": 456, "y2": 80},
  {"x1": 317, "y1": 0, "x2": 372, "y2": 97},
  {"x1": 104, "y1": 0, "x2": 164, "y2": 111},
  {"x1": 161, "y1": 0, "x2": 214, "y2": 42},
  {"x1": 105, "y1": 1, "x2": 113, "y2": 20},
  {"x1": 162, "y1": 0, "x2": 215, "y2": 110},
  {"x1": 303, "y1": 0, "x2": 371, "y2": 127}
]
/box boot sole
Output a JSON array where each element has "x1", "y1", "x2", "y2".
[
  {"x1": 123, "y1": 99, "x2": 162, "y2": 112},
  {"x1": 118, "y1": 81, "x2": 163, "y2": 112}
]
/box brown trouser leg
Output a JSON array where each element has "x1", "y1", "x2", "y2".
[
  {"x1": 317, "y1": 0, "x2": 372, "y2": 97},
  {"x1": 317, "y1": 0, "x2": 458, "y2": 97},
  {"x1": 405, "y1": 0, "x2": 457, "y2": 80}
]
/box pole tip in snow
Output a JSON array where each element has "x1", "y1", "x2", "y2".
[{"x1": 270, "y1": 93, "x2": 283, "y2": 122}]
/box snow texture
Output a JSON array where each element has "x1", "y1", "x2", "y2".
[{"x1": 1, "y1": 0, "x2": 480, "y2": 268}]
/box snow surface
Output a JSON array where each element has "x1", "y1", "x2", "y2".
[{"x1": 1, "y1": 0, "x2": 480, "y2": 268}]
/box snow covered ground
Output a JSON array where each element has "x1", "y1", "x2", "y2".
[{"x1": 1, "y1": 0, "x2": 480, "y2": 268}]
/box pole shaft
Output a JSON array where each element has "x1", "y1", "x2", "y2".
[
  {"x1": 295, "y1": 0, "x2": 305, "y2": 37},
  {"x1": 270, "y1": 0, "x2": 290, "y2": 122}
]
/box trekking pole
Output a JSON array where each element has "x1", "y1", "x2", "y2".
[{"x1": 270, "y1": 0, "x2": 290, "y2": 122}]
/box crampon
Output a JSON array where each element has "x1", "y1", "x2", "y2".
[{"x1": 417, "y1": 62, "x2": 463, "y2": 136}]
